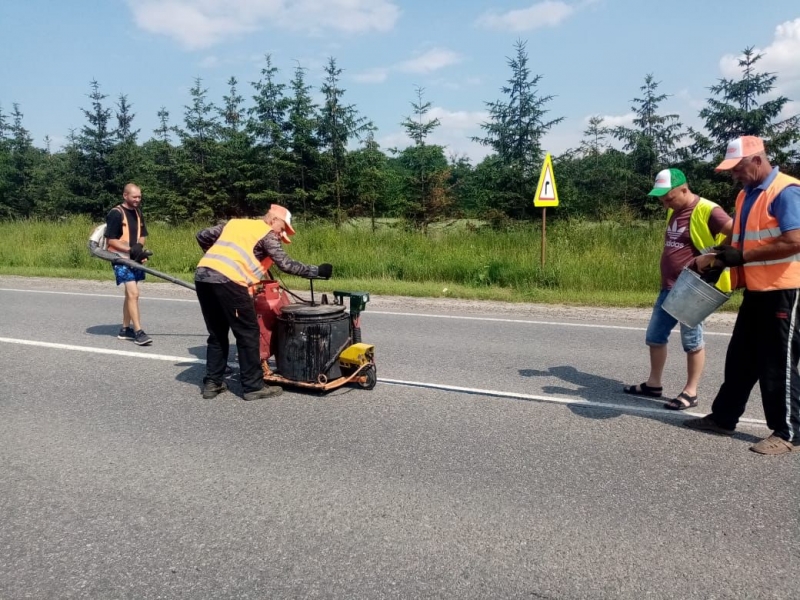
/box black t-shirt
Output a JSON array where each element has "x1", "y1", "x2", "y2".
[{"x1": 106, "y1": 206, "x2": 148, "y2": 242}]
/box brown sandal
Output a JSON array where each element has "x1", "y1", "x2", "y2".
[{"x1": 750, "y1": 435, "x2": 796, "y2": 455}]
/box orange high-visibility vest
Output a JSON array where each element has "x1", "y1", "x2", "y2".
[
  {"x1": 197, "y1": 219, "x2": 273, "y2": 290},
  {"x1": 730, "y1": 172, "x2": 800, "y2": 291},
  {"x1": 110, "y1": 205, "x2": 144, "y2": 259}
]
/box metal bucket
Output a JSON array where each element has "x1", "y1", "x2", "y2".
[{"x1": 662, "y1": 267, "x2": 731, "y2": 328}]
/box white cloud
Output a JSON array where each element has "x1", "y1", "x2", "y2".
[
  {"x1": 591, "y1": 112, "x2": 635, "y2": 128},
  {"x1": 782, "y1": 100, "x2": 800, "y2": 121},
  {"x1": 476, "y1": 0, "x2": 578, "y2": 32},
  {"x1": 353, "y1": 47, "x2": 462, "y2": 84},
  {"x1": 719, "y1": 18, "x2": 800, "y2": 96},
  {"x1": 676, "y1": 89, "x2": 705, "y2": 111},
  {"x1": 396, "y1": 48, "x2": 462, "y2": 74},
  {"x1": 199, "y1": 55, "x2": 222, "y2": 69},
  {"x1": 127, "y1": 0, "x2": 401, "y2": 50},
  {"x1": 380, "y1": 108, "x2": 613, "y2": 162},
  {"x1": 379, "y1": 108, "x2": 617, "y2": 161},
  {"x1": 427, "y1": 107, "x2": 489, "y2": 130},
  {"x1": 377, "y1": 131, "x2": 411, "y2": 150},
  {"x1": 379, "y1": 106, "x2": 492, "y2": 162},
  {"x1": 197, "y1": 52, "x2": 268, "y2": 69},
  {"x1": 429, "y1": 76, "x2": 482, "y2": 91},
  {"x1": 43, "y1": 135, "x2": 67, "y2": 152},
  {"x1": 541, "y1": 127, "x2": 583, "y2": 155},
  {"x1": 352, "y1": 67, "x2": 389, "y2": 83}
]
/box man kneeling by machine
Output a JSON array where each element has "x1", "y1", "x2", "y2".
[{"x1": 194, "y1": 204, "x2": 333, "y2": 401}]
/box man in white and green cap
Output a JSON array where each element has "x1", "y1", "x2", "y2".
[{"x1": 623, "y1": 169, "x2": 733, "y2": 410}]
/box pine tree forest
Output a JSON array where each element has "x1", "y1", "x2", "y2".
[{"x1": 1, "y1": 43, "x2": 798, "y2": 228}]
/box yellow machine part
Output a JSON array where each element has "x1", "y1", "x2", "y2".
[{"x1": 339, "y1": 343, "x2": 375, "y2": 367}]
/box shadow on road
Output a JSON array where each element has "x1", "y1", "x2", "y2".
[
  {"x1": 85, "y1": 324, "x2": 206, "y2": 338},
  {"x1": 520, "y1": 365, "x2": 762, "y2": 444},
  {"x1": 176, "y1": 345, "x2": 243, "y2": 396},
  {"x1": 175, "y1": 346, "x2": 206, "y2": 394},
  {"x1": 176, "y1": 345, "x2": 359, "y2": 400},
  {"x1": 85, "y1": 324, "x2": 122, "y2": 337}
]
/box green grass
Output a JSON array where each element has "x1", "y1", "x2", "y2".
[{"x1": 0, "y1": 216, "x2": 741, "y2": 310}]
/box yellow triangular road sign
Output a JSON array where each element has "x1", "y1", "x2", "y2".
[{"x1": 534, "y1": 153, "x2": 559, "y2": 207}]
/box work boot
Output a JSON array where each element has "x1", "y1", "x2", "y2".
[
  {"x1": 202, "y1": 380, "x2": 227, "y2": 399},
  {"x1": 243, "y1": 386, "x2": 283, "y2": 401},
  {"x1": 683, "y1": 414, "x2": 735, "y2": 436}
]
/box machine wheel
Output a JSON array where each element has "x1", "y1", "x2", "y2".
[{"x1": 359, "y1": 364, "x2": 377, "y2": 390}]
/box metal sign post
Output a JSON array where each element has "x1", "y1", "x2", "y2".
[
  {"x1": 533, "y1": 153, "x2": 559, "y2": 268},
  {"x1": 541, "y1": 207, "x2": 546, "y2": 268}
]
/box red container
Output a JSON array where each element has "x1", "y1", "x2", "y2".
[{"x1": 253, "y1": 281, "x2": 291, "y2": 361}]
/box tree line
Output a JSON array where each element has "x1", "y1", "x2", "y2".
[{"x1": 1, "y1": 42, "x2": 798, "y2": 229}]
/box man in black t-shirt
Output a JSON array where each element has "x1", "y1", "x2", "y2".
[{"x1": 106, "y1": 183, "x2": 152, "y2": 346}]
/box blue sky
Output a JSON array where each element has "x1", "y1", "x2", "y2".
[{"x1": 1, "y1": 1, "x2": 799, "y2": 162}]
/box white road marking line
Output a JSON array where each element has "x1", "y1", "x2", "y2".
[
  {"x1": 0, "y1": 288, "x2": 733, "y2": 335},
  {"x1": 0, "y1": 336, "x2": 203, "y2": 363},
  {"x1": 0, "y1": 336, "x2": 766, "y2": 428},
  {"x1": 371, "y1": 310, "x2": 732, "y2": 336},
  {"x1": 380, "y1": 377, "x2": 768, "y2": 427},
  {"x1": 0, "y1": 288, "x2": 194, "y2": 302}
]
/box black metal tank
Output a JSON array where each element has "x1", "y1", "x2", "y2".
[{"x1": 274, "y1": 303, "x2": 350, "y2": 382}]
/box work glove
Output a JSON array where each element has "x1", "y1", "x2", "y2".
[
  {"x1": 130, "y1": 243, "x2": 153, "y2": 263},
  {"x1": 317, "y1": 263, "x2": 333, "y2": 279},
  {"x1": 712, "y1": 245, "x2": 745, "y2": 267},
  {"x1": 700, "y1": 266, "x2": 724, "y2": 285}
]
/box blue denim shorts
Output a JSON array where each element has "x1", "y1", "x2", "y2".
[
  {"x1": 113, "y1": 264, "x2": 146, "y2": 285},
  {"x1": 646, "y1": 289, "x2": 704, "y2": 352}
]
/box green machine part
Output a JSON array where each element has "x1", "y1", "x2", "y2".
[{"x1": 333, "y1": 291, "x2": 370, "y2": 316}]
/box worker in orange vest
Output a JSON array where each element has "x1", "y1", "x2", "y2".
[
  {"x1": 106, "y1": 183, "x2": 153, "y2": 346},
  {"x1": 194, "y1": 205, "x2": 332, "y2": 401},
  {"x1": 688, "y1": 136, "x2": 800, "y2": 455}
]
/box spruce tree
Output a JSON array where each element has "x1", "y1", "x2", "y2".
[
  {"x1": 317, "y1": 57, "x2": 371, "y2": 224},
  {"x1": 612, "y1": 74, "x2": 683, "y2": 178},
  {"x1": 77, "y1": 80, "x2": 117, "y2": 215},
  {"x1": 218, "y1": 76, "x2": 257, "y2": 215},
  {"x1": 110, "y1": 94, "x2": 143, "y2": 195},
  {"x1": 174, "y1": 77, "x2": 221, "y2": 220},
  {"x1": 141, "y1": 107, "x2": 181, "y2": 219},
  {"x1": 248, "y1": 55, "x2": 293, "y2": 207},
  {"x1": 697, "y1": 47, "x2": 799, "y2": 164},
  {"x1": 399, "y1": 86, "x2": 451, "y2": 230},
  {"x1": 2, "y1": 104, "x2": 38, "y2": 217},
  {"x1": 0, "y1": 104, "x2": 11, "y2": 218},
  {"x1": 286, "y1": 64, "x2": 320, "y2": 216},
  {"x1": 474, "y1": 40, "x2": 563, "y2": 218}
]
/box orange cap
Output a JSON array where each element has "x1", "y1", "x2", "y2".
[
  {"x1": 715, "y1": 136, "x2": 765, "y2": 171},
  {"x1": 269, "y1": 204, "x2": 296, "y2": 236}
]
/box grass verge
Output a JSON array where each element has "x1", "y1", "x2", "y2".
[{"x1": 0, "y1": 216, "x2": 741, "y2": 311}]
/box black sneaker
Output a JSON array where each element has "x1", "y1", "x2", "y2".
[
  {"x1": 243, "y1": 386, "x2": 283, "y2": 401},
  {"x1": 202, "y1": 381, "x2": 227, "y2": 399},
  {"x1": 134, "y1": 329, "x2": 153, "y2": 346},
  {"x1": 117, "y1": 327, "x2": 135, "y2": 341}
]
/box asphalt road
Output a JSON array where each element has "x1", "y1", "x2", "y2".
[{"x1": 1, "y1": 277, "x2": 797, "y2": 599}]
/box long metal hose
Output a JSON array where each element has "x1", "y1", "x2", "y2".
[{"x1": 88, "y1": 241, "x2": 197, "y2": 291}]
